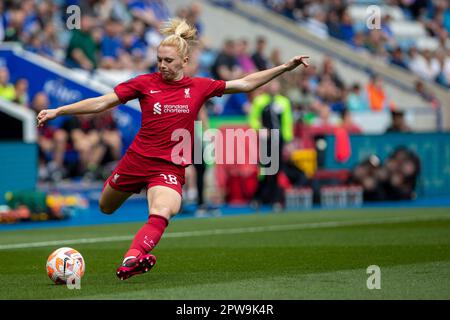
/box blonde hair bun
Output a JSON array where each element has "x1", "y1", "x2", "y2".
[
  {"x1": 160, "y1": 18, "x2": 197, "y2": 41},
  {"x1": 159, "y1": 19, "x2": 197, "y2": 57}
]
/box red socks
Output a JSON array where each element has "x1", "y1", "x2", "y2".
[{"x1": 124, "y1": 214, "x2": 169, "y2": 261}]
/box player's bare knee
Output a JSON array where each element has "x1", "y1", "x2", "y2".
[
  {"x1": 99, "y1": 202, "x2": 115, "y2": 215},
  {"x1": 150, "y1": 206, "x2": 174, "y2": 220}
]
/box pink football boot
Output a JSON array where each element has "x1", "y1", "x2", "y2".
[{"x1": 116, "y1": 254, "x2": 156, "y2": 280}]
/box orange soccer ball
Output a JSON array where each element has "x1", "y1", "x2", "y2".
[{"x1": 46, "y1": 247, "x2": 85, "y2": 285}]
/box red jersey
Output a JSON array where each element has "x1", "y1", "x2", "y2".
[{"x1": 114, "y1": 72, "x2": 226, "y2": 166}]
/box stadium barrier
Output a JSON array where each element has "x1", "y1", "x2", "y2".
[
  {"x1": 322, "y1": 132, "x2": 450, "y2": 198},
  {"x1": 0, "y1": 98, "x2": 36, "y2": 142},
  {"x1": 0, "y1": 142, "x2": 37, "y2": 205}
]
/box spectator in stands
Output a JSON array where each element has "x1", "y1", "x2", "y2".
[
  {"x1": 285, "y1": 73, "x2": 315, "y2": 118},
  {"x1": 326, "y1": 10, "x2": 341, "y2": 39},
  {"x1": 403, "y1": 0, "x2": 429, "y2": 19},
  {"x1": 435, "y1": 25, "x2": 449, "y2": 50},
  {"x1": 379, "y1": 148, "x2": 420, "y2": 201},
  {"x1": 236, "y1": 38, "x2": 257, "y2": 74},
  {"x1": 186, "y1": 2, "x2": 204, "y2": 37},
  {"x1": 270, "y1": 47, "x2": 283, "y2": 68},
  {"x1": 0, "y1": 67, "x2": 15, "y2": 101},
  {"x1": 13, "y1": 78, "x2": 28, "y2": 105},
  {"x1": 26, "y1": 22, "x2": 62, "y2": 62},
  {"x1": 251, "y1": 36, "x2": 269, "y2": 71},
  {"x1": 211, "y1": 39, "x2": 243, "y2": 81},
  {"x1": 364, "y1": 29, "x2": 388, "y2": 57},
  {"x1": 390, "y1": 46, "x2": 409, "y2": 70},
  {"x1": 35, "y1": 0, "x2": 55, "y2": 29},
  {"x1": 340, "y1": 108, "x2": 362, "y2": 134},
  {"x1": 210, "y1": 40, "x2": 249, "y2": 115},
  {"x1": 130, "y1": 19, "x2": 151, "y2": 53},
  {"x1": 195, "y1": 41, "x2": 215, "y2": 77},
  {"x1": 316, "y1": 74, "x2": 342, "y2": 112},
  {"x1": 391, "y1": 147, "x2": 420, "y2": 200},
  {"x1": 435, "y1": 48, "x2": 450, "y2": 87},
  {"x1": 263, "y1": 0, "x2": 285, "y2": 15},
  {"x1": 319, "y1": 56, "x2": 344, "y2": 89},
  {"x1": 110, "y1": 0, "x2": 133, "y2": 25},
  {"x1": 366, "y1": 74, "x2": 393, "y2": 112},
  {"x1": 407, "y1": 46, "x2": 421, "y2": 69},
  {"x1": 18, "y1": 0, "x2": 42, "y2": 44},
  {"x1": 20, "y1": 1, "x2": 55, "y2": 50},
  {"x1": 3, "y1": 6, "x2": 26, "y2": 42},
  {"x1": 249, "y1": 79, "x2": 294, "y2": 209},
  {"x1": 386, "y1": 110, "x2": 411, "y2": 133},
  {"x1": 380, "y1": 14, "x2": 395, "y2": 45},
  {"x1": 222, "y1": 92, "x2": 251, "y2": 115},
  {"x1": 31, "y1": 92, "x2": 68, "y2": 182},
  {"x1": 118, "y1": 31, "x2": 140, "y2": 70},
  {"x1": 303, "y1": 11, "x2": 329, "y2": 40},
  {"x1": 422, "y1": 0, "x2": 448, "y2": 38},
  {"x1": 99, "y1": 17, "x2": 124, "y2": 69},
  {"x1": 414, "y1": 79, "x2": 441, "y2": 109},
  {"x1": 185, "y1": 45, "x2": 201, "y2": 77},
  {"x1": 350, "y1": 156, "x2": 385, "y2": 201},
  {"x1": 175, "y1": 4, "x2": 189, "y2": 21},
  {"x1": 281, "y1": 0, "x2": 301, "y2": 22},
  {"x1": 303, "y1": 63, "x2": 320, "y2": 91},
  {"x1": 346, "y1": 83, "x2": 369, "y2": 112},
  {"x1": 65, "y1": 14, "x2": 98, "y2": 70},
  {"x1": 409, "y1": 49, "x2": 441, "y2": 81},
  {"x1": 310, "y1": 103, "x2": 333, "y2": 130},
  {"x1": 351, "y1": 32, "x2": 369, "y2": 54},
  {"x1": 317, "y1": 57, "x2": 345, "y2": 113},
  {"x1": 78, "y1": 0, "x2": 100, "y2": 17},
  {"x1": 350, "y1": 150, "x2": 419, "y2": 202},
  {"x1": 80, "y1": 0, "x2": 115, "y2": 23},
  {"x1": 95, "y1": 111, "x2": 123, "y2": 164},
  {"x1": 26, "y1": 32, "x2": 44, "y2": 55},
  {"x1": 443, "y1": 0, "x2": 450, "y2": 32},
  {"x1": 128, "y1": 0, "x2": 170, "y2": 29},
  {"x1": 337, "y1": 9, "x2": 354, "y2": 44}
]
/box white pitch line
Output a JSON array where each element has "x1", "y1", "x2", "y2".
[{"x1": 0, "y1": 214, "x2": 449, "y2": 251}]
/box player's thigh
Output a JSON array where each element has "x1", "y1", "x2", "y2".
[
  {"x1": 99, "y1": 184, "x2": 134, "y2": 214},
  {"x1": 147, "y1": 185, "x2": 182, "y2": 220}
]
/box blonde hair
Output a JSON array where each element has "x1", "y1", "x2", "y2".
[{"x1": 159, "y1": 18, "x2": 197, "y2": 57}]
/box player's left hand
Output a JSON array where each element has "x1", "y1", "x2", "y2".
[
  {"x1": 285, "y1": 55, "x2": 310, "y2": 71},
  {"x1": 37, "y1": 109, "x2": 58, "y2": 127}
]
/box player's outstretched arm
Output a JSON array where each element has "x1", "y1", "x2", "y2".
[
  {"x1": 37, "y1": 92, "x2": 121, "y2": 127},
  {"x1": 224, "y1": 55, "x2": 309, "y2": 94}
]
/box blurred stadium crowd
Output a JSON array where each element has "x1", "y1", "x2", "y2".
[
  {"x1": 250, "y1": 0, "x2": 450, "y2": 88},
  {"x1": 0, "y1": 0, "x2": 437, "y2": 207}
]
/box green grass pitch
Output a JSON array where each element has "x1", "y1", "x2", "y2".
[{"x1": 1, "y1": 207, "x2": 450, "y2": 299}]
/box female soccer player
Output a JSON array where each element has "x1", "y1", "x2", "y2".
[{"x1": 37, "y1": 19, "x2": 309, "y2": 280}]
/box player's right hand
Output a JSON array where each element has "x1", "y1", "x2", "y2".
[{"x1": 37, "y1": 109, "x2": 58, "y2": 127}]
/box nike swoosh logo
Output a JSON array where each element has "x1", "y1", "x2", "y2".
[
  {"x1": 63, "y1": 257, "x2": 70, "y2": 275},
  {"x1": 150, "y1": 90, "x2": 161, "y2": 94}
]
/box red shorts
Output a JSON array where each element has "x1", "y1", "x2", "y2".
[{"x1": 104, "y1": 150, "x2": 185, "y2": 196}]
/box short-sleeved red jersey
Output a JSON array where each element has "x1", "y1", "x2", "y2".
[{"x1": 114, "y1": 72, "x2": 225, "y2": 166}]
